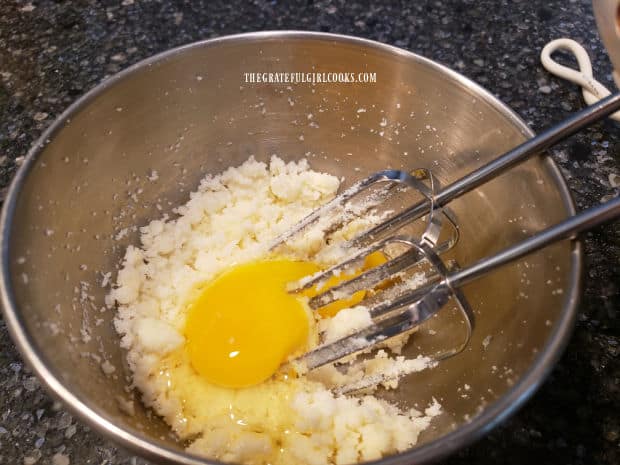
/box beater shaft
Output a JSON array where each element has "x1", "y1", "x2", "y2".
[
  {"x1": 352, "y1": 92, "x2": 620, "y2": 248},
  {"x1": 299, "y1": 195, "x2": 620, "y2": 371}
]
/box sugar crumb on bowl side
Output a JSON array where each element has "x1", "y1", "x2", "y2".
[{"x1": 109, "y1": 155, "x2": 440, "y2": 465}]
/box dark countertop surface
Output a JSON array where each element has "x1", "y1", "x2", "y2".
[{"x1": 0, "y1": 1, "x2": 618, "y2": 464}]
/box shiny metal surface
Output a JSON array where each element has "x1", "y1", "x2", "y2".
[
  {"x1": 296, "y1": 233, "x2": 476, "y2": 381},
  {"x1": 0, "y1": 32, "x2": 581, "y2": 465},
  {"x1": 285, "y1": 94, "x2": 620, "y2": 373},
  {"x1": 295, "y1": 170, "x2": 620, "y2": 382},
  {"x1": 349, "y1": 92, "x2": 620, "y2": 247},
  {"x1": 448, "y1": 195, "x2": 620, "y2": 287}
]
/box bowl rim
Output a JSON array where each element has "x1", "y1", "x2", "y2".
[{"x1": 0, "y1": 30, "x2": 581, "y2": 465}]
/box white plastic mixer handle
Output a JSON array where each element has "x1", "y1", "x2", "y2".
[{"x1": 593, "y1": 0, "x2": 620, "y2": 87}]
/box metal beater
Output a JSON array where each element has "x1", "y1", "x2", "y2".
[{"x1": 272, "y1": 93, "x2": 620, "y2": 389}]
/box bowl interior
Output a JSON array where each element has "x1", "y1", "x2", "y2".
[{"x1": 2, "y1": 33, "x2": 576, "y2": 464}]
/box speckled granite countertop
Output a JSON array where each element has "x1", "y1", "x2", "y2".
[{"x1": 0, "y1": 1, "x2": 618, "y2": 464}]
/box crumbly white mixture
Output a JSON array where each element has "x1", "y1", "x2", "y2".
[{"x1": 109, "y1": 156, "x2": 439, "y2": 465}]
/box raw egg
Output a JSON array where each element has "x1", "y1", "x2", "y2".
[
  {"x1": 308, "y1": 250, "x2": 388, "y2": 318},
  {"x1": 185, "y1": 260, "x2": 319, "y2": 388},
  {"x1": 185, "y1": 252, "x2": 388, "y2": 389}
]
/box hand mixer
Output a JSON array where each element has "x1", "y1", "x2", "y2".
[{"x1": 272, "y1": 93, "x2": 620, "y2": 392}]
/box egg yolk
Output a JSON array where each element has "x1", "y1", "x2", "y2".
[
  {"x1": 185, "y1": 260, "x2": 320, "y2": 389},
  {"x1": 307, "y1": 250, "x2": 388, "y2": 318},
  {"x1": 185, "y1": 252, "x2": 389, "y2": 389}
]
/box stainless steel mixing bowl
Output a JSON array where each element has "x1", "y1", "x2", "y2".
[{"x1": 0, "y1": 32, "x2": 579, "y2": 464}]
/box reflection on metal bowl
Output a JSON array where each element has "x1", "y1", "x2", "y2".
[{"x1": 0, "y1": 32, "x2": 579, "y2": 465}]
